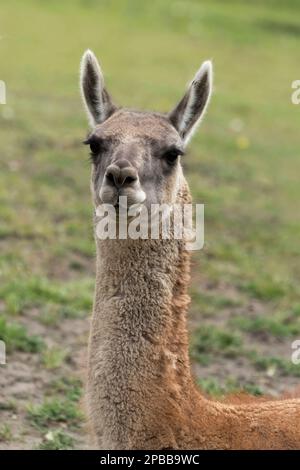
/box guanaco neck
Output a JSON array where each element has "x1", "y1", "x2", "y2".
[
  {"x1": 88, "y1": 210, "x2": 199, "y2": 448},
  {"x1": 87, "y1": 189, "x2": 300, "y2": 451}
]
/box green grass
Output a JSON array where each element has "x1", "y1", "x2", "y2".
[
  {"x1": 198, "y1": 377, "x2": 263, "y2": 397},
  {"x1": 0, "y1": 0, "x2": 299, "y2": 331},
  {"x1": 46, "y1": 377, "x2": 82, "y2": 403},
  {"x1": 0, "y1": 276, "x2": 93, "y2": 318},
  {"x1": 0, "y1": 424, "x2": 12, "y2": 442},
  {"x1": 231, "y1": 312, "x2": 300, "y2": 338},
  {"x1": 0, "y1": 316, "x2": 44, "y2": 353},
  {"x1": 247, "y1": 351, "x2": 300, "y2": 378},
  {"x1": 37, "y1": 430, "x2": 74, "y2": 450},
  {"x1": 241, "y1": 277, "x2": 289, "y2": 302},
  {"x1": 27, "y1": 376, "x2": 83, "y2": 436},
  {"x1": 27, "y1": 398, "x2": 83, "y2": 430},
  {"x1": 1, "y1": 0, "x2": 300, "y2": 448},
  {"x1": 42, "y1": 347, "x2": 69, "y2": 370},
  {"x1": 191, "y1": 325, "x2": 243, "y2": 365},
  {"x1": 25, "y1": 377, "x2": 83, "y2": 447},
  {"x1": 191, "y1": 324, "x2": 300, "y2": 377},
  {"x1": 0, "y1": 400, "x2": 17, "y2": 412},
  {"x1": 190, "y1": 288, "x2": 242, "y2": 317}
]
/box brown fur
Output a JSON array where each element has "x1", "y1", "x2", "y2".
[
  {"x1": 80, "y1": 51, "x2": 300, "y2": 449},
  {"x1": 86, "y1": 181, "x2": 300, "y2": 449}
]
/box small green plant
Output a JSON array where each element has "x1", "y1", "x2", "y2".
[
  {"x1": 198, "y1": 378, "x2": 224, "y2": 396},
  {"x1": 42, "y1": 347, "x2": 68, "y2": 369},
  {"x1": 190, "y1": 289, "x2": 242, "y2": 317},
  {"x1": 0, "y1": 316, "x2": 44, "y2": 353},
  {"x1": 247, "y1": 351, "x2": 300, "y2": 377},
  {"x1": 0, "y1": 276, "x2": 92, "y2": 318},
  {"x1": 198, "y1": 377, "x2": 263, "y2": 397},
  {"x1": 191, "y1": 325, "x2": 242, "y2": 365},
  {"x1": 0, "y1": 400, "x2": 17, "y2": 412},
  {"x1": 27, "y1": 398, "x2": 83, "y2": 430},
  {"x1": 37, "y1": 430, "x2": 74, "y2": 450},
  {"x1": 231, "y1": 314, "x2": 300, "y2": 338},
  {"x1": 0, "y1": 424, "x2": 12, "y2": 442},
  {"x1": 47, "y1": 377, "x2": 82, "y2": 403},
  {"x1": 242, "y1": 277, "x2": 287, "y2": 301},
  {"x1": 40, "y1": 304, "x2": 87, "y2": 327}
]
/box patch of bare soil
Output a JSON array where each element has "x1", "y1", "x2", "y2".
[{"x1": 0, "y1": 315, "x2": 90, "y2": 450}]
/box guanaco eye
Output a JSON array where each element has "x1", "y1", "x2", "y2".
[
  {"x1": 89, "y1": 140, "x2": 101, "y2": 156},
  {"x1": 163, "y1": 148, "x2": 183, "y2": 165},
  {"x1": 83, "y1": 137, "x2": 104, "y2": 162}
]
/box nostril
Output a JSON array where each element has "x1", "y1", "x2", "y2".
[
  {"x1": 123, "y1": 175, "x2": 137, "y2": 185},
  {"x1": 106, "y1": 172, "x2": 115, "y2": 185}
]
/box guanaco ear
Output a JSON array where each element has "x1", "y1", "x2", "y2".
[
  {"x1": 169, "y1": 61, "x2": 213, "y2": 144},
  {"x1": 80, "y1": 49, "x2": 116, "y2": 127}
]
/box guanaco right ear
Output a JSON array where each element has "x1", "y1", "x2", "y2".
[
  {"x1": 169, "y1": 61, "x2": 213, "y2": 145},
  {"x1": 80, "y1": 50, "x2": 116, "y2": 127}
]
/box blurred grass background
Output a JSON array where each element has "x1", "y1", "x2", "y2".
[{"x1": 1, "y1": 0, "x2": 300, "y2": 449}]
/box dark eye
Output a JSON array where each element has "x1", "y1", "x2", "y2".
[
  {"x1": 163, "y1": 149, "x2": 182, "y2": 165},
  {"x1": 89, "y1": 140, "x2": 101, "y2": 156},
  {"x1": 83, "y1": 137, "x2": 104, "y2": 163}
]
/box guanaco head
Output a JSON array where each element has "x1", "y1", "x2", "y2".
[{"x1": 80, "y1": 50, "x2": 212, "y2": 210}]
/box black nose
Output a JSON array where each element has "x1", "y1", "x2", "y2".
[{"x1": 105, "y1": 162, "x2": 138, "y2": 188}]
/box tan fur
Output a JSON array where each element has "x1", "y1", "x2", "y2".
[{"x1": 86, "y1": 178, "x2": 300, "y2": 449}]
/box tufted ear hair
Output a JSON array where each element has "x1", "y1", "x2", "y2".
[
  {"x1": 169, "y1": 61, "x2": 213, "y2": 144},
  {"x1": 80, "y1": 49, "x2": 116, "y2": 127}
]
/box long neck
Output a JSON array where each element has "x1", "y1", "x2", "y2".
[
  {"x1": 87, "y1": 199, "x2": 300, "y2": 451},
  {"x1": 87, "y1": 213, "x2": 198, "y2": 449},
  {"x1": 95, "y1": 236, "x2": 192, "y2": 374}
]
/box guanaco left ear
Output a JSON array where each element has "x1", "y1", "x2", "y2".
[
  {"x1": 80, "y1": 49, "x2": 116, "y2": 127},
  {"x1": 169, "y1": 61, "x2": 213, "y2": 144}
]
